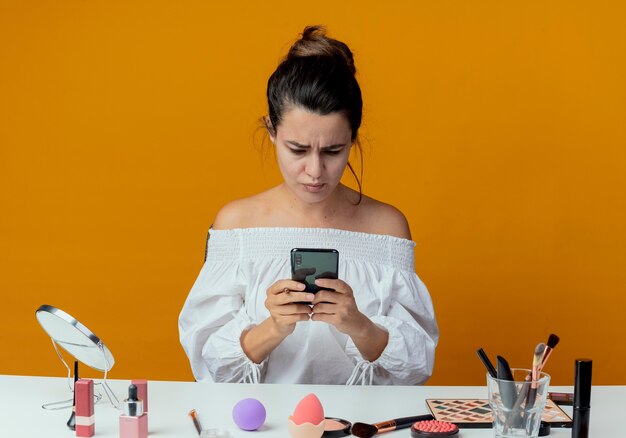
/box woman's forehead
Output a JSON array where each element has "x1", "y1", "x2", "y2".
[{"x1": 277, "y1": 107, "x2": 352, "y2": 141}]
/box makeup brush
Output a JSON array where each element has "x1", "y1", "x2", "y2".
[
  {"x1": 188, "y1": 409, "x2": 203, "y2": 435},
  {"x1": 351, "y1": 414, "x2": 434, "y2": 438},
  {"x1": 497, "y1": 355, "x2": 516, "y2": 409},
  {"x1": 476, "y1": 348, "x2": 497, "y2": 378},
  {"x1": 526, "y1": 343, "x2": 546, "y2": 409},
  {"x1": 539, "y1": 334, "x2": 560, "y2": 372},
  {"x1": 66, "y1": 360, "x2": 78, "y2": 430},
  {"x1": 532, "y1": 343, "x2": 546, "y2": 380}
]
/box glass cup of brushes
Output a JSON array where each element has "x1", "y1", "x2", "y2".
[{"x1": 487, "y1": 368, "x2": 550, "y2": 438}]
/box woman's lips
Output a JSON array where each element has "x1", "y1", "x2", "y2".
[{"x1": 303, "y1": 183, "x2": 325, "y2": 193}]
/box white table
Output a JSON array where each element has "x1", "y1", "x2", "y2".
[{"x1": 0, "y1": 375, "x2": 622, "y2": 437}]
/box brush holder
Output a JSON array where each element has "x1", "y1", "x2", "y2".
[{"x1": 487, "y1": 368, "x2": 550, "y2": 438}]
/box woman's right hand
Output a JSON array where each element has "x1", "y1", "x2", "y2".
[{"x1": 265, "y1": 280, "x2": 315, "y2": 337}]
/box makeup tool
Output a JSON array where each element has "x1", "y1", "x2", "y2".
[
  {"x1": 119, "y1": 384, "x2": 147, "y2": 438},
  {"x1": 410, "y1": 420, "x2": 459, "y2": 437},
  {"x1": 189, "y1": 409, "x2": 203, "y2": 435},
  {"x1": 425, "y1": 399, "x2": 572, "y2": 428},
  {"x1": 351, "y1": 414, "x2": 434, "y2": 438},
  {"x1": 76, "y1": 379, "x2": 95, "y2": 437},
  {"x1": 526, "y1": 343, "x2": 547, "y2": 409},
  {"x1": 67, "y1": 360, "x2": 79, "y2": 430},
  {"x1": 496, "y1": 355, "x2": 516, "y2": 409},
  {"x1": 548, "y1": 392, "x2": 574, "y2": 406},
  {"x1": 572, "y1": 359, "x2": 592, "y2": 438},
  {"x1": 288, "y1": 393, "x2": 325, "y2": 438},
  {"x1": 322, "y1": 417, "x2": 351, "y2": 436},
  {"x1": 190, "y1": 410, "x2": 232, "y2": 438},
  {"x1": 232, "y1": 398, "x2": 266, "y2": 431},
  {"x1": 539, "y1": 334, "x2": 560, "y2": 372},
  {"x1": 476, "y1": 348, "x2": 497, "y2": 378}
]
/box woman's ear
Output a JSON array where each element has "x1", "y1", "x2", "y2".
[{"x1": 264, "y1": 116, "x2": 276, "y2": 143}]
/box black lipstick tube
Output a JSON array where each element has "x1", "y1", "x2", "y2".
[{"x1": 572, "y1": 359, "x2": 592, "y2": 438}]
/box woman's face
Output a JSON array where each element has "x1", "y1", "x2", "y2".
[{"x1": 271, "y1": 106, "x2": 353, "y2": 204}]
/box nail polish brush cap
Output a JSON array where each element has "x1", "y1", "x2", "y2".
[
  {"x1": 123, "y1": 384, "x2": 144, "y2": 416},
  {"x1": 574, "y1": 359, "x2": 592, "y2": 409}
]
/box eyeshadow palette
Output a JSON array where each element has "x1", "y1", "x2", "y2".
[{"x1": 425, "y1": 399, "x2": 572, "y2": 429}]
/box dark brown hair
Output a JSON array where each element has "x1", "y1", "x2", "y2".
[{"x1": 265, "y1": 25, "x2": 364, "y2": 202}]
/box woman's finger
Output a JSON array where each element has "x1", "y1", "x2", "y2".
[
  {"x1": 268, "y1": 280, "x2": 306, "y2": 295},
  {"x1": 314, "y1": 278, "x2": 348, "y2": 293},
  {"x1": 277, "y1": 292, "x2": 315, "y2": 305},
  {"x1": 311, "y1": 290, "x2": 339, "y2": 305},
  {"x1": 311, "y1": 302, "x2": 335, "y2": 315},
  {"x1": 278, "y1": 303, "x2": 314, "y2": 316}
]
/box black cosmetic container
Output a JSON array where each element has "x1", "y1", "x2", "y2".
[{"x1": 572, "y1": 359, "x2": 592, "y2": 438}]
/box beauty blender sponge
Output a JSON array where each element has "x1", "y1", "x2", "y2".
[
  {"x1": 288, "y1": 393, "x2": 325, "y2": 438},
  {"x1": 292, "y1": 393, "x2": 324, "y2": 425},
  {"x1": 232, "y1": 398, "x2": 266, "y2": 431}
]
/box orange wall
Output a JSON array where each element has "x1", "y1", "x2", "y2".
[{"x1": 1, "y1": 1, "x2": 625, "y2": 385}]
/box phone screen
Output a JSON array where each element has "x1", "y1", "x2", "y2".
[{"x1": 291, "y1": 248, "x2": 339, "y2": 292}]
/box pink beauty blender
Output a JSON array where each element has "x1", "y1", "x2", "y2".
[
  {"x1": 232, "y1": 398, "x2": 266, "y2": 431},
  {"x1": 288, "y1": 393, "x2": 325, "y2": 438}
]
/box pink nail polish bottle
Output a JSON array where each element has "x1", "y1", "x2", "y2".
[
  {"x1": 75, "y1": 379, "x2": 95, "y2": 437},
  {"x1": 119, "y1": 384, "x2": 147, "y2": 438}
]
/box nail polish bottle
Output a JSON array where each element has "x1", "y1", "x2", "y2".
[{"x1": 119, "y1": 384, "x2": 147, "y2": 438}]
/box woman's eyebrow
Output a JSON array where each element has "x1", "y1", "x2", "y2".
[{"x1": 286, "y1": 140, "x2": 347, "y2": 149}]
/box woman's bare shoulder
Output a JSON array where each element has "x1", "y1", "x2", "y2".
[
  {"x1": 212, "y1": 189, "x2": 278, "y2": 230},
  {"x1": 357, "y1": 194, "x2": 412, "y2": 240}
]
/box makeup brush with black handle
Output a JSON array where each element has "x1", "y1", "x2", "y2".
[
  {"x1": 351, "y1": 414, "x2": 434, "y2": 438},
  {"x1": 66, "y1": 360, "x2": 78, "y2": 430}
]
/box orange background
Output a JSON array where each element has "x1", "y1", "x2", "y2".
[{"x1": 1, "y1": 1, "x2": 625, "y2": 386}]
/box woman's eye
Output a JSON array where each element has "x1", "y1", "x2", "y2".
[
  {"x1": 289, "y1": 148, "x2": 306, "y2": 155},
  {"x1": 324, "y1": 150, "x2": 342, "y2": 155}
]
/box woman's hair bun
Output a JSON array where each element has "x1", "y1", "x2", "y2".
[{"x1": 287, "y1": 25, "x2": 356, "y2": 75}]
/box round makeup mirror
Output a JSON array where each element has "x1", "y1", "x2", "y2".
[
  {"x1": 35, "y1": 304, "x2": 120, "y2": 411},
  {"x1": 35, "y1": 304, "x2": 115, "y2": 371}
]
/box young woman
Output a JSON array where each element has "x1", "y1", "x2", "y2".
[{"x1": 179, "y1": 26, "x2": 438, "y2": 385}]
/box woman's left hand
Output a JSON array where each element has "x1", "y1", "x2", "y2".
[{"x1": 310, "y1": 278, "x2": 369, "y2": 337}]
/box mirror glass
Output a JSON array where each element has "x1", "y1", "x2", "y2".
[{"x1": 35, "y1": 304, "x2": 115, "y2": 372}]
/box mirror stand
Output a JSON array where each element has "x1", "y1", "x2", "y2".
[
  {"x1": 97, "y1": 340, "x2": 120, "y2": 409},
  {"x1": 41, "y1": 338, "x2": 119, "y2": 410}
]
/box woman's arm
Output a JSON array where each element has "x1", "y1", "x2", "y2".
[
  {"x1": 343, "y1": 314, "x2": 390, "y2": 361},
  {"x1": 312, "y1": 271, "x2": 437, "y2": 385},
  {"x1": 350, "y1": 272, "x2": 439, "y2": 385},
  {"x1": 311, "y1": 278, "x2": 389, "y2": 361}
]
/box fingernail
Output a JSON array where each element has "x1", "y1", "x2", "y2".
[
  {"x1": 306, "y1": 294, "x2": 315, "y2": 301},
  {"x1": 298, "y1": 283, "x2": 305, "y2": 289}
]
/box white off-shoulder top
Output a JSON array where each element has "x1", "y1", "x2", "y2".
[{"x1": 178, "y1": 227, "x2": 439, "y2": 385}]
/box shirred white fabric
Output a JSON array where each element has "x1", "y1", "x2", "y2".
[{"x1": 178, "y1": 227, "x2": 439, "y2": 385}]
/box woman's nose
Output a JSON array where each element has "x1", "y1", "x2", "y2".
[{"x1": 305, "y1": 154, "x2": 323, "y2": 179}]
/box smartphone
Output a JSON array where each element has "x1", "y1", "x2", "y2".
[{"x1": 290, "y1": 248, "x2": 339, "y2": 292}]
